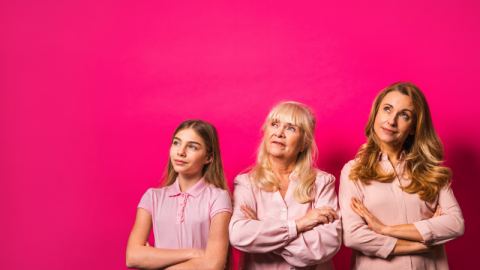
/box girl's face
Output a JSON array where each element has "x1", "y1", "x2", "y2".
[
  {"x1": 170, "y1": 128, "x2": 211, "y2": 178},
  {"x1": 264, "y1": 121, "x2": 304, "y2": 162},
  {"x1": 374, "y1": 91, "x2": 416, "y2": 149}
]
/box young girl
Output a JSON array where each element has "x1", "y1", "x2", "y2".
[{"x1": 126, "y1": 119, "x2": 232, "y2": 270}]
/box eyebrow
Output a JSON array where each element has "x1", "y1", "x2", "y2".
[
  {"x1": 173, "y1": 137, "x2": 202, "y2": 146},
  {"x1": 383, "y1": 103, "x2": 414, "y2": 114}
]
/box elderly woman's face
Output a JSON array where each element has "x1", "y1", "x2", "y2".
[
  {"x1": 264, "y1": 121, "x2": 304, "y2": 162},
  {"x1": 374, "y1": 91, "x2": 416, "y2": 148}
]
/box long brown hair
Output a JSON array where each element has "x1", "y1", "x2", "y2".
[
  {"x1": 349, "y1": 82, "x2": 452, "y2": 201},
  {"x1": 160, "y1": 119, "x2": 233, "y2": 269},
  {"x1": 161, "y1": 119, "x2": 231, "y2": 195}
]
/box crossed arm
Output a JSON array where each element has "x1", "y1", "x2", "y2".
[
  {"x1": 350, "y1": 197, "x2": 440, "y2": 255},
  {"x1": 339, "y1": 163, "x2": 464, "y2": 258},
  {"x1": 126, "y1": 208, "x2": 231, "y2": 269}
]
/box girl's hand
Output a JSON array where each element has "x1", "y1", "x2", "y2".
[
  {"x1": 432, "y1": 206, "x2": 442, "y2": 218},
  {"x1": 241, "y1": 205, "x2": 258, "y2": 220},
  {"x1": 351, "y1": 197, "x2": 388, "y2": 235},
  {"x1": 295, "y1": 206, "x2": 339, "y2": 232}
]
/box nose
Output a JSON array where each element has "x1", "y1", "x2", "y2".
[
  {"x1": 177, "y1": 145, "x2": 186, "y2": 157},
  {"x1": 273, "y1": 127, "x2": 285, "y2": 138},
  {"x1": 387, "y1": 114, "x2": 397, "y2": 127}
]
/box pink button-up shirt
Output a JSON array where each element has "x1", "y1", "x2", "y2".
[
  {"x1": 339, "y1": 153, "x2": 465, "y2": 270},
  {"x1": 138, "y1": 178, "x2": 232, "y2": 250},
  {"x1": 229, "y1": 170, "x2": 342, "y2": 270}
]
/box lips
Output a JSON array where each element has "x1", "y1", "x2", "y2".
[
  {"x1": 174, "y1": 159, "x2": 187, "y2": 165},
  {"x1": 382, "y1": 127, "x2": 397, "y2": 134},
  {"x1": 271, "y1": 141, "x2": 285, "y2": 146}
]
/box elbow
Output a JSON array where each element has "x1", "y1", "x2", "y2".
[
  {"x1": 125, "y1": 248, "x2": 141, "y2": 269},
  {"x1": 228, "y1": 224, "x2": 244, "y2": 250}
]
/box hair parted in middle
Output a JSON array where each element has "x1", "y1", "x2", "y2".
[
  {"x1": 161, "y1": 119, "x2": 231, "y2": 197},
  {"x1": 249, "y1": 101, "x2": 318, "y2": 204},
  {"x1": 349, "y1": 82, "x2": 452, "y2": 201}
]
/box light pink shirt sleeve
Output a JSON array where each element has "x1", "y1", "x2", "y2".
[
  {"x1": 339, "y1": 162, "x2": 398, "y2": 259},
  {"x1": 274, "y1": 174, "x2": 342, "y2": 267},
  {"x1": 138, "y1": 188, "x2": 154, "y2": 215},
  {"x1": 229, "y1": 175, "x2": 298, "y2": 253},
  {"x1": 209, "y1": 189, "x2": 233, "y2": 219},
  {"x1": 413, "y1": 184, "x2": 465, "y2": 246}
]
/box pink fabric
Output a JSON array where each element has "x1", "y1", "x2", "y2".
[
  {"x1": 138, "y1": 178, "x2": 232, "y2": 250},
  {"x1": 229, "y1": 171, "x2": 342, "y2": 270},
  {"x1": 339, "y1": 153, "x2": 465, "y2": 270}
]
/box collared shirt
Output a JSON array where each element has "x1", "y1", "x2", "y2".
[
  {"x1": 138, "y1": 178, "x2": 232, "y2": 250},
  {"x1": 229, "y1": 170, "x2": 342, "y2": 270},
  {"x1": 339, "y1": 152, "x2": 464, "y2": 270}
]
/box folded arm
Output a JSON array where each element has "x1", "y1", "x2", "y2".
[
  {"x1": 229, "y1": 176, "x2": 297, "y2": 253},
  {"x1": 126, "y1": 208, "x2": 204, "y2": 269},
  {"x1": 165, "y1": 212, "x2": 232, "y2": 270},
  {"x1": 413, "y1": 184, "x2": 465, "y2": 246},
  {"x1": 274, "y1": 175, "x2": 342, "y2": 267},
  {"x1": 339, "y1": 163, "x2": 399, "y2": 259}
]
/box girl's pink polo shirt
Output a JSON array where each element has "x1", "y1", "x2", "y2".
[{"x1": 138, "y1": 178, "x2": 232, "y2": 250}]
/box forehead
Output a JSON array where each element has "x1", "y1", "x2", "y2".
[
  {"x1": 381, "y1": 91, "x2": 414, "y2": 110},
  {"x1": 174, "y1": 128, "x2": 204, "y2": 144}
]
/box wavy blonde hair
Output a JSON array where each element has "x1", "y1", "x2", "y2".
[
  {"x1": 349, "y1": 82, "x2": 452, "y2": 201},
  {"x1": 249, "y1": 101, "x2": 318, "y2": 204}
]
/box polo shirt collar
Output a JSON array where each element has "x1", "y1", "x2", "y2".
[{"x1": 167, "y1": 177, "x2": 209, "y2": 198}]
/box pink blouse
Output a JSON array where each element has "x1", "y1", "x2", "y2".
[
  {"x1": 339, "y1": 153, "x2": 465, "y2": 270},
  {"x1": 229, "y1": 170, "x2": 342, "y2": 270},
  {"x1": 138, "y1": 178, "x2": 232, "y2": 250}
]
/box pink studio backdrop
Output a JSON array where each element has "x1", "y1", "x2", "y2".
[{"x1": 1, "y1": 1, "x2": 479, "y2": 269}]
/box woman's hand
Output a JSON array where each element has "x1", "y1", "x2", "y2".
[
  {"x1": 351, "y1": 197, "x2": 389, "y2": 235},
  {"x1": 432, "y1": 206, "x2": 442, "y2": 218},
  {"x1": 295, "y1": 206, "x2": 339, "y2": 233},
  {"x1": 241, "y1": 205, "x2": 258, "y2": 220}
]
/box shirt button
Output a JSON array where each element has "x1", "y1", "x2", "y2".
[{"x1": 282, "y1": 208, "x2": 286, "y2": 212}]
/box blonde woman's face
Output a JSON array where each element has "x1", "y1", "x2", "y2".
[
  {"x1": 170, "y1": 128, "x2": 211, "y2": 178},
  {"x1": 264, "y1": 121, "x2": 304, "y2": 162},
  {"x1": 374, "y1": 91, "x2": 416, "y2": 149}
]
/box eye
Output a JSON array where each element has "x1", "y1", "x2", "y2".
[
  {"x1": 188, "y1": 145, "x2": 198, "y2": 150},
  {"x1": 384, "y1": 107, "x2": 391, "y2": 112},
  {"x1": 172, "y1": 141, "x2": 179, "y2": 146},
  {"x1": 271, "y1": 122, "x2": 278, "y2": 127},
  {"x1": 287, "y1": 126, "x2": 296, "y2": 131},
  {"x1": 401, "y1": 113, "x2": 409, "y2": 119}
]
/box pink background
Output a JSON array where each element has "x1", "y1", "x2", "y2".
[{"x1": 1, "y1": 1, "x2": 479, "y2": 269}]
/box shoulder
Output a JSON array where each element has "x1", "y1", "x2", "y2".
[
  {"x1": 341, "y1": 160, "x2": 357, "y2": 175},
  {"x1": 205, "y1": 184, "x2": 231, "y2": 198},
  {"x1": 233, "y1": 173, "x2": 254, "y2": 188},
  {"x1": 313, "y1": 168, "x2": 336, "y2": 186}
]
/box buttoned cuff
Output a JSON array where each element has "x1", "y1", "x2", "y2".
[
  {"x1": 413, "y1": 220, "x2": 433, "y2": 245},
  {"x1": 375, "y1": 237, "x2": 397, "y2": 259},
  {"x1": 287, "y1": 220, "x2": 298, "y2": 240}
]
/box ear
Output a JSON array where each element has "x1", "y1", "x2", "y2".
[
  {"x1": 205, "y1": 154, "x2": 213, "y2": 164},
  {"x1": 409, "y1": 128, "x2": 415, "y2": 135}
]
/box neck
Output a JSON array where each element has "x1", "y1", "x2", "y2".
[
  {"x1": 379, "y1": 142, "x2": 404, "y2": 167},
  {"x1": 177, "y1": 172, "x2": 203, "y2": 192},
  {"x1": 270, "y1": 155, "x2": 296, "y2": 183}
]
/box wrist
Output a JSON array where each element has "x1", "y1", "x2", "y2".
[
  {"x1": 295, "y1": 219, "x2": 303, "y2": 233},
  {"x1": 381, "y1": 225, "x2": 392, "y2": 236}
]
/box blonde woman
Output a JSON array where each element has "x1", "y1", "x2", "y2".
[
  {"x1": 339, "y1": 82, "x2": 464, "y2": 269},
  {"x1": 229, "y1": 102, "x2": 342, "y2": 270}
]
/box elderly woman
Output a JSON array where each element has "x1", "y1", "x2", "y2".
[
  {"x1": 229, "y1": 101, "x2": 342, "y2": 270},
  {"x1": 339, "y1": 82, "x2": 465, "y2": 269}
]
